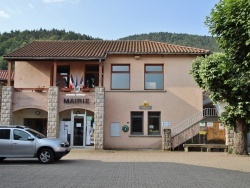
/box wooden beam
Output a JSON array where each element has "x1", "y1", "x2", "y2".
[
  {"x1": 99, "y1": 60, "x2": 103, "y2": 87},
  {"x1": 53, "y1": 60, "x2": 57, "y2": 86},
  {"x1": 7, "y1": 61, "x2": 12, "y2": 86}
]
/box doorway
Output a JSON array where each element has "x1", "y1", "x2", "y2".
[
  {"x1": 73, "y1": 116, "x2": 85, "y2": 146},
  {"x1": 24, "y1": 118, "x2": 47, "y2": 136},
  {"x1": 60, "y1": 110, "x2": 94, "y2": 147}
]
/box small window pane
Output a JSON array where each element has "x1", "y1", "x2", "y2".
[
  {"x1": 146, "y1": 66, "x2": 162, "y2": 72},
  {"x1": 112, "y1": 74, "x2": 129, "y2": 89},
  {"x1": 0, "y1": 129, "x2": 10, "y2": 140},
  {"x1": 113, "y1": 66, "x2": 129, "y2": 72},
  {"x1": 145, "y1": 74, "x2": 163, "y2": 89}
]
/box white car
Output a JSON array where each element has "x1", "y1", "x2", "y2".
[{"x1": 0, "y1": 126, "x2": 71, "y2": 164}]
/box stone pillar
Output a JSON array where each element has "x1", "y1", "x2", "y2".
[
  {"x1": 162, "y1": 128, "x2": 171, "y2": 151},
  {"x1": 226, "y1": 126, "x2": 235, "y2": 153},
  {"x1": 0, "y1": 86, "x2": 14, "y2": 125},
  {"x1": 47, "y1": 86, "x2": 59, "y2": 138},
  {"x1": 94, "y1": 87, "x2": 105, "y2": 150}
]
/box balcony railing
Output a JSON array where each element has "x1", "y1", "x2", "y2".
[
  {"x1": 14, "y1": 87, "x2": 96, "y2": 93},
  {"x1": 14, "y1": 88, "x2": 49, "y2": 92}
]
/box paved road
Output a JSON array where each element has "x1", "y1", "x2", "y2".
[{"x1": 0, "y1": 149, "x2": 250, "y2": 188}]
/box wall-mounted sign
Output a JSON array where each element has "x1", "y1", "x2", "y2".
[
  {"x1": 122, "y1": 125, "x2": 129, "y2": 132},
  {"x1": 111, "y1": 122, "x2": 120, "y2": 137},
  {"x1": 76, "y1": 123, "x2": 82, "y2": 127},
  {"x1": 199, "y1": 122, "x2": 206, "y2": 127},
  {"x1": 219, "y1": 123, "x2": 224, "y2": 130},
  {"x1": 139, "y1": 100, "x2": 152, "y2": 110},
  {"x1": 139, "y1": 106, "x2": 152, "y2": 110},
  {"x1": 207, "y1": 122, "x2": 213, "y2": 127},
  {"x1": 162, "y1": 121, "x2": 170, "y2": 127},
  {"x1": 63, "y1": 98, "x2": 90, "y2": 104}
]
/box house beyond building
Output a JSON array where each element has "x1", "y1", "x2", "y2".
[{"x1": 2, "y1": 40, "x2": 212, "y2": 149}]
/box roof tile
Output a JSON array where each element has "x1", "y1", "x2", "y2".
[{"x1": 4, "y1": 40, "x2": 210, "y2": 60}]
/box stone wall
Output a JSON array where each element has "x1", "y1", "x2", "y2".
[
  {"x1": 94, "y1": 87, "x2": 105, "y2": 149},
  {"x1": 162, "y1": 128, "x2": 171, "y2": 151},
  {"x1": 0, "y1": 86, "x2": 13, "y2": 125},
  {"x1": 47, "y1": 86, "x2": 59, "y2": 138},
  {"x1": 225, "y1": 127, "x2": 235, "y2": 153}
]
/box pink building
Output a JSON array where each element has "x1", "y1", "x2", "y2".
[{"x1": 2, "y1": 40, "x2": 210, "y2": 149}]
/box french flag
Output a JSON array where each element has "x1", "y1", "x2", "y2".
[{"x1": 69, "y1": 74, "x2": 74, "y2": 89}]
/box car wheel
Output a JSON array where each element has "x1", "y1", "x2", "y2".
[
  {"x1": 0, "y1": 157, "x2": 6, "y2": 162},
  {"x1": 38, "y1": 148, "x2": 54, "y2": 164}
]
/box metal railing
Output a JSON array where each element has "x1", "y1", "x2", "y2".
[{"x1": 171, "y1": 108, "x2": 218, "y2": 137}]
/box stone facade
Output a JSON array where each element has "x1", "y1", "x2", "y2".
[
  {"x1": 225, "y1": 127, "x2": 235, "y2": 153},
  {"x1": 47, "y1": 86, "x2": 59, "y2": 138},
  {"x1": 0, "y1": 86, "x2": 14, "y2": 125},
  {"x1": 94, "y1": 87, "x2": 105, "y2": 149},
  {"x1": 162, "y1": 128, "x2": 171, "y2": 151}
]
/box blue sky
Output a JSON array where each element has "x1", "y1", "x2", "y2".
[{"x1": 0, "y1": 0, "x2": 219, "y2": 40}]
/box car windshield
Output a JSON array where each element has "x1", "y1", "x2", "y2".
[{"x1": 26, "y1": 129, "x2": 47, "y2": 139}]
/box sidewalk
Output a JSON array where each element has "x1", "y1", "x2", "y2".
[{"x1": 64, "y1": 149, "x2": 250, "y2": 173}]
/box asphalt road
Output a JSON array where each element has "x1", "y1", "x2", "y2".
[{"x1": 0, "y1": 149, "x2": 250, "y2": 188}]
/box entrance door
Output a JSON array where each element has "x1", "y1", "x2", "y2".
[{"x1": 73, "y1": 116, "x2": 84, "y2": 146}]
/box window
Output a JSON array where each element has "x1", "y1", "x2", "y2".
[
  {"x1": 145, "y1": 65, "x2": 163, "y2": 90},
  {"x1": 148, "y1": 112, "x2": 161, "y2": 135},
  {"x1": 0, "y1": 129, "x2": 10, "y2": 140},
  {"x1": 85, "y1": 65, "x2": 99, "y2": 88},
  {"x1": 56, "y1": 66, "x2": 70, "y2": 88},
  {"x1": 13, "y1": 130, "x2": 30, "y2": 141},
  {"x1": 111, "y1": 65, "x2": 130, "y2": 89},
  {"x1": 131, "y1": 112, "x2": 143, "y2": 135}
]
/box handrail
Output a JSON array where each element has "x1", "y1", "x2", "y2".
[{"x1": 171, "y1": 108, "x2": 218, "y2": 137}]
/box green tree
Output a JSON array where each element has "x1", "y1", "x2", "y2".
[{"x1": 190, "y1": 0, "x2": 250, "y2": 155}]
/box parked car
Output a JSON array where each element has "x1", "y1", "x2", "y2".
[{"x1": 0, "y1": 126, "x2": 71, "y2": 164}]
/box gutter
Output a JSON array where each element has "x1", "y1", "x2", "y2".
[{"x1": 3, "y1": 56, "x2": 106, "y2": 61}]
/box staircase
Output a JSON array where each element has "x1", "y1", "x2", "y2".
[{"x1": 171, "y1": 108, "x2": 218, "y2": 149}]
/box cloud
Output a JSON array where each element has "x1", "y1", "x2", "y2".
[{"x1": 0, "y1": 10, "x2": 9, "y2": 18}]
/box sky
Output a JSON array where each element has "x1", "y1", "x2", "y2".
[{"x1": 0, "y1": 0, "x2": 219, "y2": 40}]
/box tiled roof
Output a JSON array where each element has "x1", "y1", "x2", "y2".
[
  {"x1": 4, "y1": 40, "x2": 210, "y2": 60},
  {"x1": 0, "y1": 70, "x2": 14, "y2": 81}
]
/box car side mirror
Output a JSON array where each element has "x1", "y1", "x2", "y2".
[{"x1": 28, "y1": 137, "x2": 34, "y2": 141}]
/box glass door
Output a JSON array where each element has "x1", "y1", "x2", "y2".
[{"x1": 73, "y1": 116, "x2": 84, "y2": 146}]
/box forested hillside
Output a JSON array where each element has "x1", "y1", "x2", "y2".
[
  {"x1": 0, "y1": 29, "x2": 101, "y2": 69},
  {"x1": 0, "y1": 29, "x2": 220, "y2": 69},
  {"x1": 119, "y1": 32, "x2": 221, "y2": 52}
]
